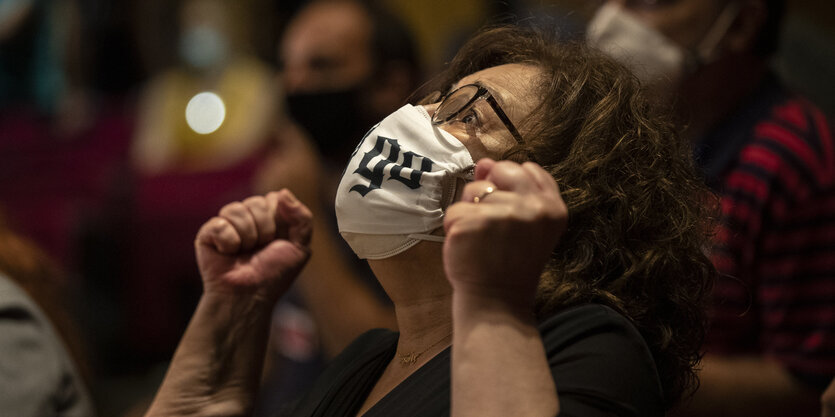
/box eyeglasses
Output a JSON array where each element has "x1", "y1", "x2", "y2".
[{"x1": 431, "y1": 84, "x2": 525, "y2": 146}]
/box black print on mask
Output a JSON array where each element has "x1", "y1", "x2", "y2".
[{"x1": 350, "y1": 136, "x2": 435, "y2": 196}]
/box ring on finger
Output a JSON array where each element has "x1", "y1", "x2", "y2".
[{"x1": 473, "y1": 186, "x2": 495, "y2": 204}]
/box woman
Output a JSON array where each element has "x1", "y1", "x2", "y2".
[{"x1": 145, "y1": 26, "x2": 715, "y2": 416}]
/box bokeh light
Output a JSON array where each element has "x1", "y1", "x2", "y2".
[{"x1": 185, "y1": 91, "x2": 226, "y2": 134}]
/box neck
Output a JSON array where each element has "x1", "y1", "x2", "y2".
[
  {"x1": 368, "y1": 240, "x2": 453, "y2": 352},
  {"x1": 392, "y1": 295, "x2": 453, "y2": 354},
  {"x1": 676, "y1": 52, "x2": 769, "y2": 142}
]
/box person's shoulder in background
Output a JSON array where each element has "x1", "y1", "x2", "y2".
[
  {"x1": 0, "y1": 273, "x2": 95, "y2": 417},
  {"x1": 744, "y1": 83, "x2": 834, "y2": 202}
]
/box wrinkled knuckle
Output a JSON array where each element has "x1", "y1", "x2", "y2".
[
  {"x1": 528, "y1": 196, "x2": 548, "y2": 214},
  {"x1": 521, "y1": 197, "x2": 556, "y2": 226},
  {"x1": 511, "y1": 196, "x2": 538, "y2": 218},
  {"x1": 494, "y1": 159, "x2": 518, "y2": 171},
  {"x1": 494, "y1": 162, "x2": 520, "y2": 177},
  {"x1": 210, "y1": 217, "x2": 230, "y2": 234},
  {"x1": 244, "y1": 196, "x2": 266, "y2": 208},
  {"x1": 220, "y1": 201, "x2": 246, "y2": 217}
]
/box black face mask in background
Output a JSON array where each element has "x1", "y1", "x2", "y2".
[{"x1": 285, "y1": 87, "x2": 373, "y2": 161}]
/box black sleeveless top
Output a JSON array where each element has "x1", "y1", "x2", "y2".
[{"x1": 278, "y1": 304, "x2": 664, "y2": 417}]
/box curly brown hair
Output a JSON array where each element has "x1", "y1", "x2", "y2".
[{"x1": 421, "y1": 26, "x2": 718, "y2": 409}]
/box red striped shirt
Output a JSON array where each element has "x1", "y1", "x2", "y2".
[{"x1": 697, "y1": 79, "x2": 835, "y2": 389}]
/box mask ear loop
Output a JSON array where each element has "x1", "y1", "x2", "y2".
[
  {"x1": 695, "y1": 1, "x2": 743, "y2": 65},
  {"x1": 407, "y1": 233, "x2": 446, "y2": 242}
]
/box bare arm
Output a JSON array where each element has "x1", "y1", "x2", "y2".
[
  {"x1": 444, "y1": 159, "x2": 566, "y2": 417},
  {"x1": 451, "y1": 294, "x2": 558, "y2": 417},
  {"x1": 145, "y1": 190, "x2": 313, "y2": 417},
  {"x1": 143, "y1": 293, "x2": 274, "y2": 417}
]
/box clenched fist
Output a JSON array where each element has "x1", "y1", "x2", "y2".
[
  {"x1": 195, "y1": 189, "x2": 313, "y2": 304},
  {"x1": 443, "y1": 158, "x2": 568, "y2": 311}
]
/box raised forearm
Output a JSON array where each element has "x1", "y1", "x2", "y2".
[
  {"x1": 145, "y1": 293, "x2": 274, "y2": 417},
  {"x1": 451, "y1": 293, "x2": 558, "y2": 417}
]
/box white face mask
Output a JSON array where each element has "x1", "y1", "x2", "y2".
[
  {"x1": 587, "y1": 2, "x2": 740, "y2": 94},
  {"x1": 335, "y1": 104, "x2": 475, "y2": 260}
]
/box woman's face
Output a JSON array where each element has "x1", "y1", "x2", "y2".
[{"x1": 425, "y1": 63, "x2": 542, "y2": 162}]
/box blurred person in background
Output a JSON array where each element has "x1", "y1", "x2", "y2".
[
  {"x1": 0, "y1": 0, "x2": 85, "y2": 128},
  {"x1": 0, "y1": 0, "x2": 136, "y2": 269},
  {"x1": 278, "y1": 0, "x2": 421, "y2": 169},
  {"x1": 253, "y1": 0, "x2": 420, "y2": 413},
  {"x1": 123, "y1": 0, "x2": 278, "y2": 378},
  {"x1": 132, "y1": 0, "x2": 277, "y2": 174},
  {"x1": 0, "y1": 210, "x2": 95, "y2": 417},
  {"x1": 588, "y1": 0, "x2": 835, "y2": 415},
  {"x1": 1, "y1": 4, "x2": 138, "y2": 413}
]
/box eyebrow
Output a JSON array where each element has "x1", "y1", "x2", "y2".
[
  {"x1": 448, "y1": 79, "x2": 505, "y2": 104},
  {"x1": 473, "y1": 80, "x2": 513, "y2": 115},
  {"x1": 468, "y1": 81, "x2": 525, "y2": 146}
]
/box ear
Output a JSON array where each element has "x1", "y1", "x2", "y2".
[{"x1": 723, "y1": 0, "x2": 767, "y2": 54}]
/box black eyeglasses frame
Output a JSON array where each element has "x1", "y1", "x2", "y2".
[{"x1": 431, "y1": 84, "x2": 525, "y2": 146}]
